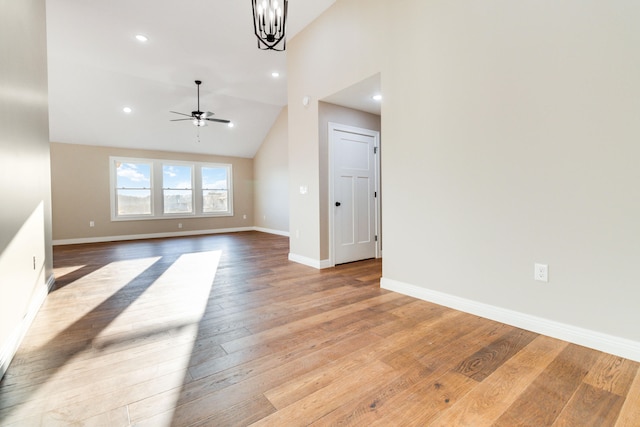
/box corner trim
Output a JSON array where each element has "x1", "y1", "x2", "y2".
[
  {"x1": 0, "y1": 273, "x2": 55, "y2": 379},
  {"x1": 288, "y1": 253, "x2": 332, "y2": 269},
  {"x1": 46, "y1": 273, "x2": 56, "y2": 291},
  {"x1": 381, "y1": 277, "x2": 640, "y2": 363}
]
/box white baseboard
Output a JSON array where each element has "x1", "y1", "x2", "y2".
[
  {"x1": 0, "y1": 273, "x2": 55, "y2": 379},
  {"x1": 253, "y1": 227, "x2": 290, "y2": 237},
  {"x1": 381, "y1": 277, "x2": 640, "y2": 363},
  {"x1": 52, "y1": 227, "x2": 255, "y2": 246},
  {"x1": 288, "y1": 253, "x2": 332, "y2": 269}
]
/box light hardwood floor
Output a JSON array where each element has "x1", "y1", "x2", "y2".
[{"x1": 1, "y1": 232, "x2": 639, "y2": 426}]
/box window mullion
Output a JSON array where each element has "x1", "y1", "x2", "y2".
[
  {"x1": 194, "y1": 165, "x2": 203, "y2": 214},
  {"x1": 153, "y1": 160, "x2": 163, "y2": 216}
]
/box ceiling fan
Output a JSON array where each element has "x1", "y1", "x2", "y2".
[{"x1": 170, "y1": 80, "x2": 231, "y2": 127}]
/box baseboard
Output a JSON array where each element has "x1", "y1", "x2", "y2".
[
  {"x1": 381, "y1": 277, "x2": 640, "y2": 363},
  {"x1": 253, "y1": 227, "x2": 290, "y2": 237},
  {"x1": 0, "y1": 273, "x2": 55, "y2": 379},
  {"x1": 288, "y1": 253, "x2": 332, "y2": 269},
  {"x1": 52, "y1": 227, "x2": 255, "y2": 246}
]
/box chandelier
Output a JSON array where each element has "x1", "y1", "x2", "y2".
[{"x1": 251, "y1": 0, "x2": 288, "y2": 51}]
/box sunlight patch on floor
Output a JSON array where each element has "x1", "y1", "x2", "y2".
[
  {"x1": 112, "y1": 250, "x2": 221, "y2": 329},
  {"x1": 98, "y1": 250, "x2": 222, "y2": 426},
  {"x1": 1, "y1": 251, "x2": 222, "y2": 426},
  {"x1": 21, "y1": 257, "x2": 162, "y2": 347}
]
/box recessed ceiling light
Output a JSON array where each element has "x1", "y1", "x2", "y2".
[
  {"x1": 372, "y1": 94, "x2": 382, "y2": 101},
  {"x1": 122, "y1": 107, "x2": 132, "y2": 113},
  {"x1": 271, "y1": 72, "x2": 280, "y2": 78},
  {"x1": 135, "y1": 34, "x2": 148, "y2": 43},
  {"x1": 227, "y1": 122, "x2": 235, "y2": 128}
]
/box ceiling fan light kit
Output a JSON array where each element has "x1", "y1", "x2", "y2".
[
  {"x1": 252, "y1": 0, "x2": 288, "y2": 51},
  {"x1": 170, "y1": 80, "x2": 231, "y2": 127}
]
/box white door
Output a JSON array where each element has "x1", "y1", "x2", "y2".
[{"x1": 332, "y1": 125, "x2": 379, "y2": 264}]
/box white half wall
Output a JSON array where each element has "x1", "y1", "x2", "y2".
[
  {"x1": 0, "y1": 0, "x2": 53, "y2": 379},
  {"x1": 289, "y1": 0, "x2": 640, "y2": 355},
  {"x1": 382, "y1": 0, "x2": 640, "y2": 344}
]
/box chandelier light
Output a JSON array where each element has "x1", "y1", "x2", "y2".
[{"x1": 252, "y1": 0, "x2": 288, "y2": 51}]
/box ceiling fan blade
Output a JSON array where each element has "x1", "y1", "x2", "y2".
[
  {"x1": 170, "y1": 111, "x2": 193, "y2": 117},
  {"x1": 170, "y1": 82, "x2": 231, "y2": 126}
]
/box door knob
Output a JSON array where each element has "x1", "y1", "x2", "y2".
[{"x1": 335, "y1": 202, "x2": 341, "y2": 207}]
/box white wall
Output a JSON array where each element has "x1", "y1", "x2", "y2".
[
  {"x1": 382, "y1": 0, "x2": 640, "y2": 343},
  {"x1": 0, "y1": 0, "x2": 53, "y2": 378},
  {"x1": 254, "y1": 107, "x2": 289, "y2": 235},
  {"x1": 288, "y1": 0, "x2": 640, "y2": 358},
  {"x1": 287, "y1": 0, "x2": 384, "y2": 262}
]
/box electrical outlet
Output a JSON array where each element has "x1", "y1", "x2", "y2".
[
  {"x1": 534, "y1": 263, "x2": 548, "y2": 282},
  {"x1": 178, "y1": 223, "x2": 182, "y2": 229},
  {"x1": 243, "y1": 214, "x2": 247, "y2": 219},
  {"x1": 89, "y1": 221, "x2": 95, "y2": 227}
]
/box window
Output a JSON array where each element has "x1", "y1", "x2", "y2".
[
  {"x1": 163, "y1": 164, "x2": 193, "y2": 214},
  {"x1": 110, "y1": 157, "x2": 233, "y2": 220},
  {"x1": 202, "y1": 166, "x2": 229, "y2": 213},
  {"x1": 114, "y1": 161, "x2": 153, "y2": 217}
]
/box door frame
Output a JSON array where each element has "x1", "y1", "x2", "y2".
[{"x1": 328, "y1": 122, "x2": 381, "y2": 267}]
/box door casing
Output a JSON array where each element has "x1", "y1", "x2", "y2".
[{"x1": 328, "y1": 122, "x2": 381, "y2": 266}]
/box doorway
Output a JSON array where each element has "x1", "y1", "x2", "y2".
[{"x1": 329, "y1": 122, "x2": 381, "y2": 265}]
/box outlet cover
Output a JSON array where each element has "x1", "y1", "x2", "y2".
[{"x1": 534, "y1": 263, "x2": 548, "y2": 282}]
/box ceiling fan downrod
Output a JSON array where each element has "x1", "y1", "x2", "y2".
[{"x1": 195, "y1": 80, "x2": 202, "y2": 114}]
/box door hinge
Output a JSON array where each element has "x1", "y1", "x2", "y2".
[
  {"x1": 374, "y1": 191, "x2": 377, "y2": 198},
  {"x1": 374, "y1": 146, "x2": 378, "y2": 154},
  {"x1": 375, "y1": 235, "x2": 378, "y2": 241}
]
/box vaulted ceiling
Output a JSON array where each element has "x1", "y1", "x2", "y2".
[{"x1": 45, "y1": 0, "x2": 336, "y2": 158}]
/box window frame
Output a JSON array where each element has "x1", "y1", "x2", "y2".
[
  {"x1": 110, "y1": 156, "x2": 233, "y2": 221},
  {"x1": 161, "y1": 161, "x2": 195, "y2": 217},
  {"x1": 201, "y1": 164, "x2": 233, "y2": 215},
  {"x1": 110, "y1": 158, "x2": 155, "y2": 220}
]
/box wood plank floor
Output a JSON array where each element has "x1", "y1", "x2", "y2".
[{"x1": 1, "y1": 231, "x2": 639, "y2": 426}]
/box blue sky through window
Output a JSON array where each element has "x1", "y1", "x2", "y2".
[
  {"x1": 116, "y1": 162, "x2": 150, "y2": 188},
  {"x1": 163, "y1": 165, "x2": 192, "y2": 189},
  {"x1": 202, "y1": 167, "x2": 228, "y2": 190}
]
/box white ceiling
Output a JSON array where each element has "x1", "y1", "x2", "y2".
[
  {"x1": 45, "y1": 0, "x2": 337, "y2": 158},
  {"x1": 323, "y1": 73, "x2": 381, "y2": 115}
]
